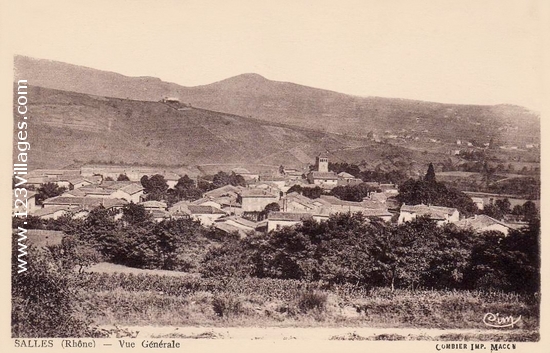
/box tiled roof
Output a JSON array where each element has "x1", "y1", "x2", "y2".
[
  {"x1": 361, "y1": 208, "x2": 393, "y2": 217},
  {"x1": 162, "y1": 172, "x2": 181, "y2": 181},
  {"x1": 62, "y1": 189, "x2": 87, "y2": 197},
  {"x1": 188, "y1": 205, "x2": 227, "y2": 215},
  {"x1": 453, "y1": 215, "x2": 512, "y2": 231},
  {"x1": 42, "y1": 196, "x2": 127, "y2": 210},
  {"x1": 320, "y1": 195, "x2": 363, "y2": 207},
  {"x1": 338, "y1": 172, "x2": 355, "y2": 179},
  {"x1": 119, "y1": 183, "x2": 145, "y2": 195},
  {"x1": 78, "y1": 187, "x2": 114, "y2": 195},
  {"x1": 34, "y1": 205, "x2": 75, "y2": 217},
  {"x1": 150, "y1": 209, "x2": 170, "y2": 219},
  {"x1": 400, "y1": 204, "x2": 458, "y2": 219},
  {"x1": 309, "y1": 171, "x2": 338, "y2": 180},
  {"x1": 268, "y1": 212, "x2": 313, "y2": 222},
  {"x1": 203, "y1": 185, "x2": 243, "y2": 198},
  {"x1": 214, "y1": 222, "x2": 250, "y2": 238},
  {"x1": 216, "y1": 216, "x2": 257, "y2": 229},
  {"x1": 140, "y1": 200, "x2": 167, "y2": 209},
  {"x1": 240, "y1": 189, "x2": 278, "y2": 198}
]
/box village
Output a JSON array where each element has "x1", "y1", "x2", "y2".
[{"x1": 16, "y1": 152, "x2": 531, "y2": 239}]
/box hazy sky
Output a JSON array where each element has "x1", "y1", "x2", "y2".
[{"x1": 1, "y1": 0, "x2": 546, "y2": 110}]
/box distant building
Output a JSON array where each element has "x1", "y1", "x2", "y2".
[
  {"x1": 307, "y1": 154, "x2": 339, "y2": 189},
  {"x1": 162, "y1": 97, "x2": 180, "y2": 104},
  {"x1": 187, "y1": 205, "x2": 227, "y2": 226},
  {"x1": 471, "y1": 197, "x2": 484, "y2": 210},
  {"x1": 453, "y1": 215, "x2": 516, "y2": 236},
  {"x1": 398, "y1": 204, "x2": 459, "y2": 226},
  {"x1": 267, "y1": 212, "x2": 314, "y2": 232},
  {"x1": 239, "y1": 189, "x2": 279, "y2": 212}
]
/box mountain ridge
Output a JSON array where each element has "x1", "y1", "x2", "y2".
[{"x1": 14, "y1": 55, "x2": 540, "y2": 148}]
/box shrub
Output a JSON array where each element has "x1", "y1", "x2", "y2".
[
  {"x1": 298, "y1": 290, "x2": 327, "y2": 313},
  {"x1": 11, "y1": 243, "x2": 105, "y2": 337},
  {"x1": 211, "y1": 294, "x2": 244, "y2": 318}
]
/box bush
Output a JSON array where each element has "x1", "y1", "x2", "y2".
[
  {"x1": 211, "y1": 294, "x2": 244, "y2": 318},
  {"x1": 11, "y1": 243, "x2": 105, "y2": 337},
  {"x1": 298, "y1": 290, "x2": 327, "y2": 313}
]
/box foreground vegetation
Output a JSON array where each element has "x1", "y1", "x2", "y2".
[{"x1": 12, "y1": 165, "x2": 540, "y2": 337}]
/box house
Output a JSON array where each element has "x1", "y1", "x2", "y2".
[
  {"x1": 471, "y1": 197, "x2": 484, "y2": 210},
  {"x1": 361, "y1": 208, "x2": 393, "y2": 222},
  {"x1": 258, "y1": 175, "x2": 286, "y2": 189},
  {"x1": 187, "y1": 205, "x2": 227, "y2": 226},
  {"x1": 239, "y1": 189, "x2": 279, "y2": 212},
  {"x1": 307, "y1": 171, "x2": 339, "y2": 189},
  {"x1": 267, "y1": 212, "x2": 314, "y2": 232},
  {"x1": 453, "y1": 215, "x2": 515, "y2": 236},
  {"x1": 203, "y1": 185, "x2": 244, "y2": 199},
  {"x1": 319, "y1": 195, "x2": 370, "y2": 213},
  {"x1": 398, "y1": 204, "x2": 460, "y2": 226},
  {"x1": 162, "y1": 172, "x2": 180, "y2": 188},
  {"x1": 232, "y1": 167, "x2": 259, "y2": 181},
  {"x1": 76, "y1": 186, "x2": 117, "y2": 198},
  {"x1": 33, "y1": 205, "x2": 76, "y2": 220},
  {"x1": 280, "y1": 192, "x2": 331, "y2": 214},
  {"x1": 337, "y1": 172, "x2": 362, "y2": 186},
  {"x1": 150, "y1": 209, "x2": 171, "y2": 222},
  {"x1": 67, "y1": 177, "x2": 92, "y2": 189},
  {"x1": 42, "y1": 196, "x2": 127, "y2": 211},
  {"x1": 213, "y1": 216, "x2": 258, "y2": 238},
  {"x1": 168, "y1": 200, "x2": 191, "y2": 219},
  {"x1": 110, "y1": 183, "x2": 144, "y2": 203},
  {"x1": 14, "y1": 190, "x2": 38, "y2": 215},
  {"x1": 139, "y1": 200, "x2": 168, "y2": 211}
]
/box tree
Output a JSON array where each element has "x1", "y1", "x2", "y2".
[
  {"x1": 302, "y1": 186, "x2": 324, "y2": 199},
  {"x1": 36, "y1": 182, "x2": 67, "y2": 205},
  {"x1": 212, "y1": 171, "x2": 247, "y2": 188},
  {"x1": 261, "y1": 202, "x2": 281, "y2": 220},
  {"x1": 117, "y1": 174, "x2": 130, "y2": 181},
  {"x1": 522, "y1": 201, "x2": 539, "y2": 222},
  {"x1": 104, "y1": 176, "x2": 114, "y2": 181},
  {"x1": 121, "y1": 203, "x2": 152, "y2": 225},
  {"x1": 141, "y1": 174, "x2": 169, "y2": 200},
  {"x1": 494, "y1": 198, "x2": 511, "y2": 215},
  {"x1": 397, "y1": 178, "x2": 477, "y2": 217},
  {"x1": 424, "y1": 163, "x2": 436, "y2": 183},
  {"x1": 51, "y1": 235, "x2": 103, "y2": 273},
  {"x1": 175, "y1": 175, "x2": 195, "y2": 191}
]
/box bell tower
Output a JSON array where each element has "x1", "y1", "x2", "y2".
[{"x1": 317, "y1": 155, "x2": 329, "y2": 173}]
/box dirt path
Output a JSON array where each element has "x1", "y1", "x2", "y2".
[{"x1": 101, "y1": 325, "x2": 530, "y2": 340}]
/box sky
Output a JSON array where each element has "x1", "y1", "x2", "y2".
[{"x1": 1, "y1": 0, "x2": 547, "y2": 110}]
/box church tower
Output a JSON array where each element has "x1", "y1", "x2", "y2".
[{"x1": 317, "y1": 154, "x2": 329, "y2": 173}]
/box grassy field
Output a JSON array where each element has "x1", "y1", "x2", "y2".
[{"x1": 74, "y1": 270, "x2": 539, "y2": 337}]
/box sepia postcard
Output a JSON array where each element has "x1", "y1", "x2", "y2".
[{"x1": 1, "y1": 0, "x2": 548, "y2": 352}]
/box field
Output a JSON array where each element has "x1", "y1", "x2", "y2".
[{"x1": 72, "y1": 266, "x2": 539, "y2": 341}]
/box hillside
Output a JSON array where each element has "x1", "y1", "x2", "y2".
[
  {"x1": 16, "y1": 85, "x2": 443, "y2": 172},
  {"x1": 15, "y1": 56, "x2": 540, "y2": 147}
]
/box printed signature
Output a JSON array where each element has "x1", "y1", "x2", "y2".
[{"x1": 483, "y1": 313, "x2": 521, "y2": 328}]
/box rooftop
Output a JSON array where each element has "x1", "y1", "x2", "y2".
[
  {"x1": 268, "y1": 212, "x2": 313, "y2": 222},
  {"x1": 309, "y1": 171, "x2": 338, "y2": 180},
  {"x1": 240, "y1": 189, "x2": 278, "y2": 198},
  {"x1": 188, "y1": 205, "x2": 227, "y2": 215},
  {"x1": 401, "y1": 204, "x2": 458, "y2": 219}
]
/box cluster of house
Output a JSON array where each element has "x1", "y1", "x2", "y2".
[{"x1": 18, "y1": 157, "x2": 523, "y2": 237}]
